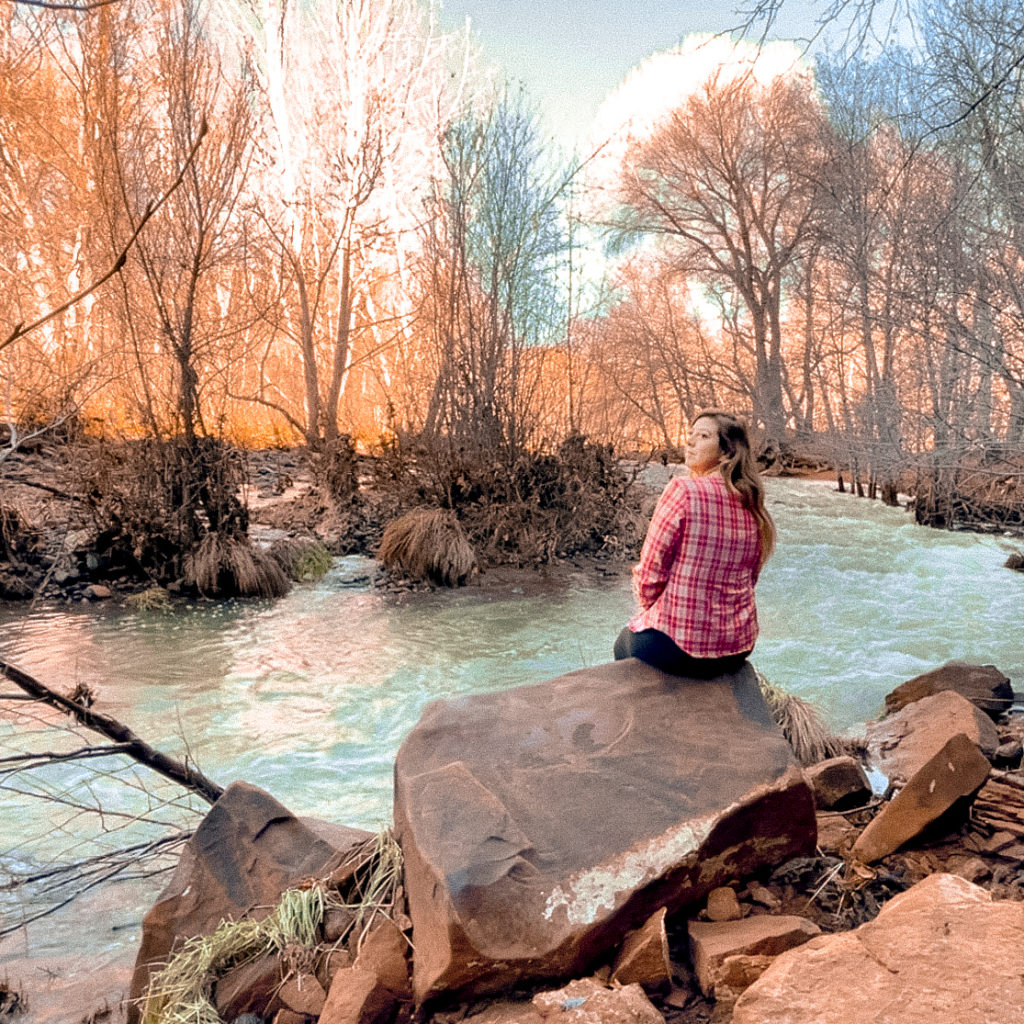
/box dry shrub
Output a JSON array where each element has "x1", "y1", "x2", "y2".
[
  {"x1": 76, "y1": 438, "x2": 252, "y2": 589},
  {"x1": 377, "y1": 508, "x2": 477, "y2": 586},
  {"x1": 185, "y1": 531, "x2": 290, "y2": 599},
  {"x1": 380, "y1": 433, "x2": 646, "y2": 567}
]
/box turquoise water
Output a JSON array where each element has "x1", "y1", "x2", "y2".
[{"x1": 1, "y1": 477, "x2": 1022, "y2": 1009}]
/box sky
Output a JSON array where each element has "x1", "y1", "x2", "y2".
[{"x1": 437, "y1": 0, "x2": 825, "y2": 151}]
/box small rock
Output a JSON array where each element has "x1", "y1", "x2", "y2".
[
  {"x1": 745, "y1": 883, "x2": 781, "y2": 910},
  {"x1": 803, "y1": 757, "x2": 871, "y2": 810},
  {"x1": 532, "y1": 978, "x2": 664, "y2": 1024},
  {"x1": 214, "y1": 952, "x2": 282, "y2": 1019},
  {"x1": 275, "y1": 972, "x2": 326, "y2": 1016},
  {"x1": 706, "y1": 886, "x2": 742, "y2": 921},
  {"x1": 353, "y1": 919, "x2": 410, "y2": 998},
  {"x1": 688, "y1": 915, "x2": 821, "y2": 998},
  {"x1": 611, "y1": 907, "x2": 672, "y2": 989},
  {"x1": 980, "y1": 830, "x2": 1017, "y2": 853},
  {"x1": 320, "y1": 965, "x2": 396, "y2": 1024},
  {"x1": 955, "y1": 857, "x2": 991, "y2": 883},
  {"x1": 323, "y1": 906, "x2": 356, "y2": 943}
]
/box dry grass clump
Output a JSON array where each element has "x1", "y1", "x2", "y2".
[
  {"x1": 185, "y1": 532, "x2": 290, "y2": 599},
  {"x1": 756, "y1": 670, "x2": 847, "y2": 766},
  {"x1": 377, "y1": 508, "x2": 476, "y2": 587},
  {"x1": 268, "y1": 537, "x2": 333, "y2": 582},
  {"x1": 125, "y1": 586, "x2": 172, "y2": 611}
]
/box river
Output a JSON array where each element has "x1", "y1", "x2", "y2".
[{"x1": 1, "y1": 477, "x2": 1022, "y2": 1017}]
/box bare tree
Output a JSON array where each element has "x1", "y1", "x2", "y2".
[{"x1": 607, "y1": 67, "x2": 825, "y2": 439}]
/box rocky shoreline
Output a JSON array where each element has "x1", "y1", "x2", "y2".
[{"x1": 104, "y1": 659, "x2": 1024, "y2": 1024}]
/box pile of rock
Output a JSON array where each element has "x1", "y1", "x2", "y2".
[{"x1": 127, "y1": 658, "x2": 1024, "y2": 1024}]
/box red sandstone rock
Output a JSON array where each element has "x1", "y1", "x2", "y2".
[
  {"x1": 213, "y1": 952, "x2": 283, "y2": 1019},
  {"x1": 610, "y1": 907, "x2": 671, "y2": 989},
  {"x1": 687, "y1": 915, "x2": 821, "y2": 997},
  {"x1": 852, "y1": 732, "x2": 991, "y2": 864},
  {"x1": 320, "y1": 965, "x2": 396, "y2": 1024},
  {"x1": 531, "y1": 978, "x2": 664, "y2": 1024},
  {"x1": 353, "y1": 918, "x2": 412, "y2": 998},
  {"x1": 129, "y1": 781, "x2": 371, "y2": 1022},
  {"x1": 731, "y1": 873, "x2": 1024, "y2": 1024},
  {"x1": 865, "y1": 690, "x2": 998, "y2": 784},
  {"x1": 705, "y1": 886, "x2": 742, "y2": 921},
  {"x1": 276, "y1": 972, "x2": 327, "y2": 1016},
  {"x1": 885, "y1": 661, "x2": 1012, "y2": 718},
  {"x1": 803, "y1": 756, "x2": 871, "y2": 810},
  {"x1": 394, "y1": 660, "x2": 816, "y2": 1003}
]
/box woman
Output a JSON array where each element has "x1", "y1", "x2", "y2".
[{"x1": 613, "y1": 410, "x2": 776, "y2": 677}]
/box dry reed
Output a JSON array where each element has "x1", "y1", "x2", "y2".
[
  {"x1": 755, "y1": 670, "x2": 848, "y2": 766},
  {"x1": 185, "y1": 532, "x2": 290, "y2": 599},
  {"x1": 377, "y1": 508, "x2": 476, "y2": 586}
]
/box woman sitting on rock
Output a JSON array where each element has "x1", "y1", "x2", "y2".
[{"x1": 614, "y1": 409, "x2": 776, "y2": 678}]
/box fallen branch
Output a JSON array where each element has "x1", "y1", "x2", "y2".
[{"x1": 0, "y1": 658, "x2": 223, "y2": 804}]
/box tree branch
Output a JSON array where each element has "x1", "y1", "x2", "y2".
[
  {"x1": 0, "y1": 120, "x2": 208, "y2": 356},
  {"x1": 0, "y1": 659, "x2": 224, "y2": 804}
]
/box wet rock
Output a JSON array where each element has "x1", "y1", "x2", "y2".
[
  {"x1": 852, "y1": 732, "x2": 991, "y2": 864},
  {"x1": 884, "y1": 661, "x2": 1013, "y2": 719},
  {"x1": 866, "y1": 690, "x2": 998, "y2": 785},
  {"x1": 705, "y1": 886, "x2": 742, "y2": 922},
  {"x1": 531, "y1": 977, "x2": 664, "y2": 1024},
  {"x1": 129, "y1": 781, "x2": 372, "y2": 1022},
  {"x1": 803, "y1": 756, "x2": 872, "y2": 810},
  {"x1": 394, "y1": 660, "x2": 816, "y2": 1002},
  {"x1": 610, "y1": 907, "x2": 671, "y2": 989},
  {"x1": 688, "y1": 915, "x2": 821, "y2": 998},
  {"x1": 731, "y1": 873, "x2": 1024, "y2": 1024}
]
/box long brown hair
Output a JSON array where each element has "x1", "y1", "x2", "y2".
[{"x1": 692, "y1": 409, "x2": 776, "y2": 567}]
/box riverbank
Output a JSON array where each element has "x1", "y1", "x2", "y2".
[{"x1": 2, "y1": 476, "x2": 1024, "y2": 1022}]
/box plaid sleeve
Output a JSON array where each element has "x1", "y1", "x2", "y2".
[{"x1": 633, "y1": 479, "x2": 688, "y2": 610}]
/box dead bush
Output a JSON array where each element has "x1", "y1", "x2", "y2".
[
  {"x1": 75, "y1": 438, "x2": 268, "y2": 594},
  {"x1": 378, "y1": 433, "x2": 646, "y2": 567},
  {"x1": 377, "y1": 508, "x2": 477, "y2": 586}
]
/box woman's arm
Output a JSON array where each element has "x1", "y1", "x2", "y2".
[{"x1": 633, "y1": 479, "x2": 688, "y2": 610}]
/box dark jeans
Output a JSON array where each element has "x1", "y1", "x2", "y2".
[{"x1": 613, "y1": 627, "x2": 750, "y2": 679}]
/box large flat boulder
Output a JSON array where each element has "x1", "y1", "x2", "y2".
[
  {"x1": 393, "y1": 660, "x2": 816, "y2": 1003},
  {"x1": 129, "y1": 781, "x2": 371, "y2": 1021},
  {"x1": 731, "y1": 873, "x2": 1024, "y2": 1024},
  {"x1": 865, "y1": 690, "x2": 998, "y2": 785},
  {"x1": 885, "y1": 662, "x2": 1013, "y2": 718}
]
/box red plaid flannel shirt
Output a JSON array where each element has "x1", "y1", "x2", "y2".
[{"x1": 628, "y1": 472, "x2": 761, "y2": 658}]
